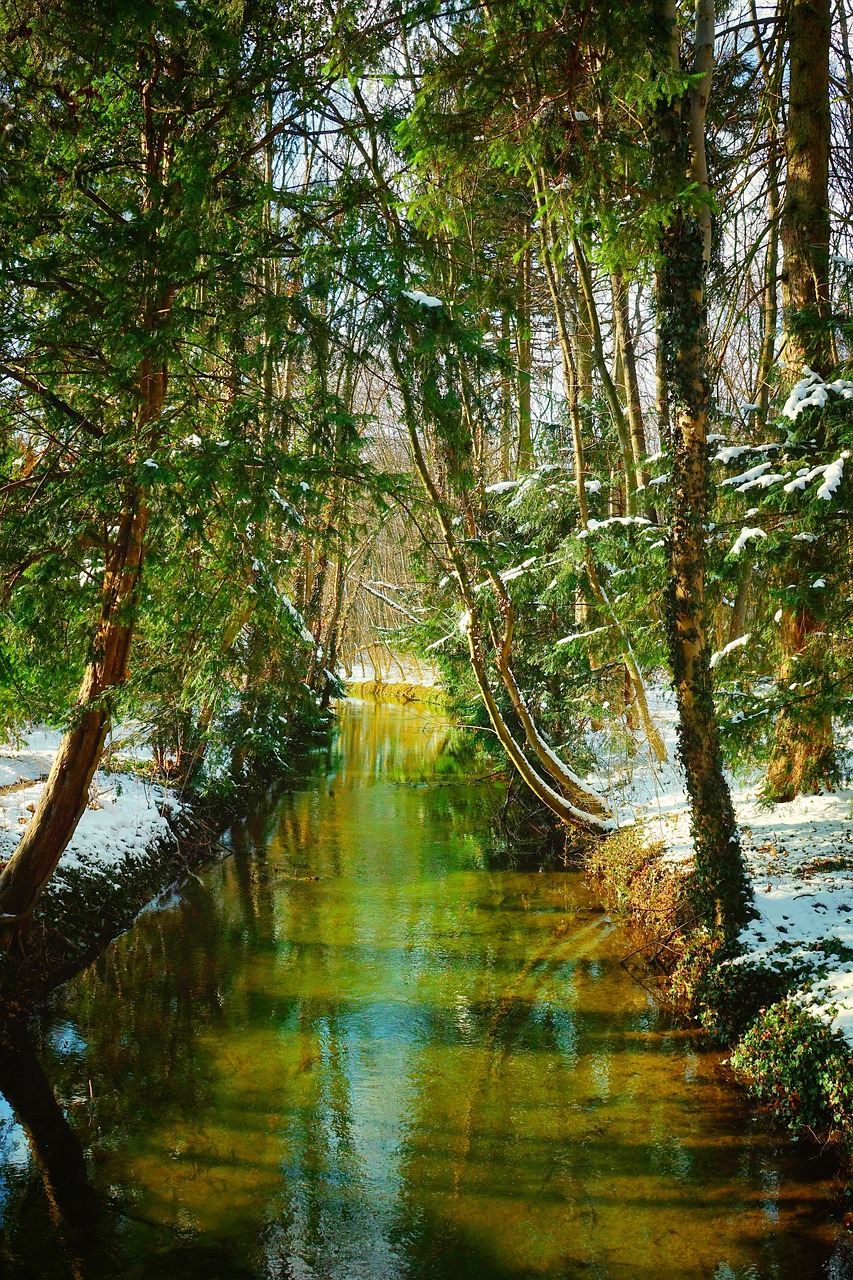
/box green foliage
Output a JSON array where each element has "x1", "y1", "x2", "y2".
[
  {"x1": 731, "y1": 1002, "x2": 853, "y2": 1136},
  {"x1": 0, "y1": 0, "x2": 395, "y2": 785}
]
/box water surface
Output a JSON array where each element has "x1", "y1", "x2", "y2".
[{"x1": 0, "y1": 701, "x2": 845, "y2": 1278}]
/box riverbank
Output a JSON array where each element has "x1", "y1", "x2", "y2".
[
  {"x1": 0, "y1": 731, "x2": 234, "y2": 1020},
  {"x1": 341, "y1": 653, "x2": 447, "y2": 708},
  {"x1": 586, "y1": 734, "x2": 853, "y2": 1156},
  {"x1": 5, "y1": 705, "x2": 853, "y2": 1163}
]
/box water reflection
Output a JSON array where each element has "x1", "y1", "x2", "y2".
[{"x1": 0, "y1": 701, "x2": 846, "y2": 1278}]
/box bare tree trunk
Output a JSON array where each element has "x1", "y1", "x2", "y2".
[
  {"x1": 516, "y1": 238, "x2": 534, "y2": 472},
  {"x1": 611, "y1": 269, "x2": 650, "y2": 489},
  {"x1": 727, "y1": 565, "x2": 753, "y2": 644},
  {"x1": 756, "y1": 128, "x2": 781, "y2": 422},
  {"x1": 778, "y1": 0, "x2": 832, "y2": 379},
  {"x1": 500, "y1": 310, "x2": 513, "y2": 478},
  {"x1": 654, "y1": 266, "x2": 671, "y2": 440},
  {"x1": 572, "y1": 238, "x2": 637, "y2": 513}
]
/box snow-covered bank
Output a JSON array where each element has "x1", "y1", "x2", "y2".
[
  {"x1": 342, "y1": 652, "x2": 440, "y2": 689},
  {"x1": 0, "y1": 730, "x2": 180, "y2": 897},
  {"x1": 591, "y1": 694, "x2": 853, "y2": 1046},
  {"x1": 340, "y1": 652, "x2": 445, "y2": 706}
]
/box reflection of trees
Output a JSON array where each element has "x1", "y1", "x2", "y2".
[
  {"x1": 0, "y1": 1022, "x2": 106, "y2": 1278},
  {"x1": 0, "y1": 702, "x2": 839, "y2": 1279}
]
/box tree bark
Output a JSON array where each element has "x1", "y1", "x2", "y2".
[
  {"x1": 533, "y1": 179, "x2": 667, "y2": 763},
  {"x1": 766, "y1": 0, "x2": 835, "y2": 800},
  {"x1": 657, "y1": 0, "x2": 751, "y2": 938},
  {"x1": 516, "y1": 238, "x2": 535, "y2": 472},
  {"x1": 611, "y1": 269, "x2": 650, "y2": 489},
  {"x1": 389, "y1": 335, "x2": 612, "y2": 834},
  {"x1": 0, "y1": 491, "x2": 149, "y2": 946},
  {"x1": 778, "y1": 0, "x2": 832, "y2": 379},
  {"x1": 572, "y1": 238, "x2": 638, "y2": 513}
]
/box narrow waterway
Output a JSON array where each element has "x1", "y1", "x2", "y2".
[{"x1": 0, "y1": 701, "x2": 845, "y2": 1278}]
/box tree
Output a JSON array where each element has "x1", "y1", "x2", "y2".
[
  {"x1": 653, "y1": 0, "x2": 751, "y2": 937},
  {"x1": 766, "y1": 0, "x2": 836, "y2": 800},
  {"x1": 0, "y1": 0, "x2": 340, "y2": 939}
]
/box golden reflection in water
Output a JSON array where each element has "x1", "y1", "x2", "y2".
[{"x1": 0, "y1": 700, "x2": 844, "y2": 1279}]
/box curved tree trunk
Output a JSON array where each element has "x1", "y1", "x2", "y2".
[
  {"x1": 389, "y1": 336, "x2": 612, "y2": 834},
  {"x1": 0, "y1": 493, "x2": 149, "y2": 948}
]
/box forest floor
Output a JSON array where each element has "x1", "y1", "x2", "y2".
[{"x1": 0, "y1": 728, "x2": 181, "y2": 894}]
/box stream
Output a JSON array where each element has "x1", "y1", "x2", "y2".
[{"x1": 0, "y1": 699, "x2": 846, "y2": 1278}]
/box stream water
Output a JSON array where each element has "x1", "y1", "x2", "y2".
[{"x1": 0, "y1": 700, "x2": 847, "y2": 1278}]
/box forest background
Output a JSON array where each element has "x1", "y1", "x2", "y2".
[{"x1": 0, "y1": 0, "x2": 851, "y2": 961}]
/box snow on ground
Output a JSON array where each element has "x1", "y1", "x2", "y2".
[
  {"x1": 342, "y1": 652, "x2": 439, "y2": 688},
  {"x1": 0, "y1": 730, "x2": 61, "y2": 789},
  {"x1": 0, "y1": 730, "x2": 179, "y2": 893},
  {"x1": 593, "y1": 691, "x2": 853, "y2": 1043}
]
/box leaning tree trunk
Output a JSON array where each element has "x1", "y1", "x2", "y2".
[
  {"x1": 389, "y1": 336, "x2": 612, "y2": 835},
  {"x1": 766, "y1": 0, "x2": 835, "y2": 800},
  {"x1": 657, "y1": 0, "x2": 751, "y2": 939},
  {"x1": 0, "y1": 492, "x2": 149, "y2": 949}
]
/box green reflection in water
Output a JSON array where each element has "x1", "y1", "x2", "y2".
[{"x1": 0, "y1": 701, "x2": 843, "y2": 1279}]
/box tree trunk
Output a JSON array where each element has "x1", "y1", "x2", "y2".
[
  {"x1": 767, "y1": 609, "x2": 836, "y2": 800},
  {"x1": 611, "y1": 269, "x2": 650, "y2": 489},
  {"x1": 572, "y1": 238, "x2": 637, "y2": 514},
  {"x1": 533, "y1": 179, "x2": 667, "y2": 763},
  {"x1": 516, "y1": 239, "x2": 534, "y2": 472},
  {"x1": 389, "y1": 335, "x2": 612, "y2": 834},
  {"x1": 658, "y1": 0, "x2": 751, "y2": 938},
  {"x1": 500, "y1": 310, "x2": 513, "y2": 478},
  {"x1": 654, "y1": 266, "x2": 671, "y2": 439},
  {"x1": 779, "y1": 0, "x2": 832, "y2": 379},
  {"x1": 756, "y1": 127, "x2": 781, "y2": 423},
  {"x1": 0, "y1": 493, "x2": 149, "y2": 947},
  {"x1": 767, "y1": 0, "x2": 835, "y2": 799}
]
